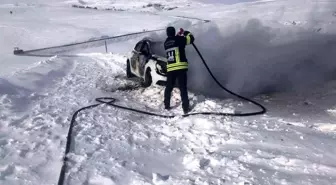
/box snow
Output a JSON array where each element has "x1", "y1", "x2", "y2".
[
  {"x1": 0, "y1": 1, "x2": 177, "y2": 76},
  {"x1": 1, "y1": 0, "x2": 336, "y2": 185},
  {"x1": 65, "y1": 0, "x2": 204, "y2": 13}
]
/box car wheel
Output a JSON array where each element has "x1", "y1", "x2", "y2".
[
  {"x1": 142, "y1": 69, "x2": 152, "y2": 87},
  {"x1": 126, "y1": 60, "x2": 135, "y2": 78}
]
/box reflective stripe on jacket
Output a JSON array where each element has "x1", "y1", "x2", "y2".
[{"x1": 164, "y1": 32, "x2": 194, "y2": 72}]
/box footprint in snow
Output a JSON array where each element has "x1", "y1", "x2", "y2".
[
  {"x1": 199, "y1": 158, "x2": 210, "y2": 170},
  {"x1": 152, "y1": 173, "x2": 170, "y2": 184}
]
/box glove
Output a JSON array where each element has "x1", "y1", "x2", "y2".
[
  {"x1": 183, "y1": 30, "x2": 194, "y2": 44},
  {"x1": 176, "y1": 28, "x2": 184, "y2": 36},
  {"x1": 183, "y1": 30, "x2": 191, "y2": 36}
]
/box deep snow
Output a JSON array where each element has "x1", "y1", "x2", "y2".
[{"x1": 1, "y1": 0, "x2": 336, "y2": 185}]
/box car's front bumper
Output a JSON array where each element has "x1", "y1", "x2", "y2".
[{"x1": 151, "y1": 70, "x2": 167, "y2": 86}]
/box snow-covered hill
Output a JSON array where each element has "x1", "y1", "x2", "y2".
[
  {"x1": 65, "y1": 0, "x2": 204, "y2": 12},
  {"x1": 1, "y1": 0, "x2": 336, "y2": 185}
]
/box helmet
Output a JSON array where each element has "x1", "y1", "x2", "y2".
[{"x1": 166, "y1": 26, "x2": 176, "y2": 37}]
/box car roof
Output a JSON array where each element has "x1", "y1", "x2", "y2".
[
  {"x1": 135, "y1": 37, "x2": 165, "y2": 56},
  {"x1": 141, "y1": 37, "x2": 163, "y2": 44}
]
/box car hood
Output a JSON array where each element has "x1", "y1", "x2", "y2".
[{"x1": 152, "y1": 54, "x2": 167, "y2": 62}]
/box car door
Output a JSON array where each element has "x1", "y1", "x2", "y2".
[
  {"x1": 138, "y1": 42, "x2": 151, "y2": 76},
  {"x1": 130, "y1": 41, "x2": 143, "y2": 76}
]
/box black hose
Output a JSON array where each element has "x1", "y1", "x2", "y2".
[
  {"x1": 57, "y1": 103, "x2": 101, "y2": 185},
  {"x1": 190, "y1": 43, "x2": 267, "y2": 116},
  {"x1": 57, "y1": 43, "x2": 267, "y2": 185}
]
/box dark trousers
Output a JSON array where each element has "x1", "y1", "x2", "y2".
[{"x1": 164, "y1": 70, "x2": 189, "y2": 111}]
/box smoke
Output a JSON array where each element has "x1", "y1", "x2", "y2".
[{"x1": 149, "y1": 15, "x2": 336, "y2": 98}]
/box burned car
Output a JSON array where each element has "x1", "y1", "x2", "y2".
[{"x1": 126, "y1": 38, "x2": 167, "y2": 87}]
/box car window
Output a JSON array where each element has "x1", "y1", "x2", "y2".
[
  {"x1": 134, "y1": 41, "x2": 143, "y2": 52},
  {"x1": 141, "y1": 42, "x2": 150, "y2": 55}
]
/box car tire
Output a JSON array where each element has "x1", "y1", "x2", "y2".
[
  {"x1": 126, "y1": 60, "x2": 135, "y2": 78},
  {"x1": 142, "y1": 69, "x2": 152, "y2": 87}
]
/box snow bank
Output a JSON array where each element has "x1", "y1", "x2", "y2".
[{"x1": 0, "y1": 54, "x2": 128, "y2": 185}]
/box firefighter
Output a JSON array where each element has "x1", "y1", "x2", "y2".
[{"x1": 164, "y1": 26, "x2": 195, "y2": 114}]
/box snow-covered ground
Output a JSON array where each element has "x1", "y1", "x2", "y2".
[{"x1": 1, "y1": 0, "x2": 336, "y2": 185}]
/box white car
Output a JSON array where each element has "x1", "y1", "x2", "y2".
[{"x1": 126, "y1": 38, "x2": 168, "y2": 87}]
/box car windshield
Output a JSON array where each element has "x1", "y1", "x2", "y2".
[{"x1": 151, "y1": 41, "x2": 166, "y2": 57}]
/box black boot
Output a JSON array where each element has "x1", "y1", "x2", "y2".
[
  {"x1": 165, "y1": 105, "x2": 171, "y2": 110},
  {"x1": 183, "y1": 108, "x2": 190, "y2": 114}
]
